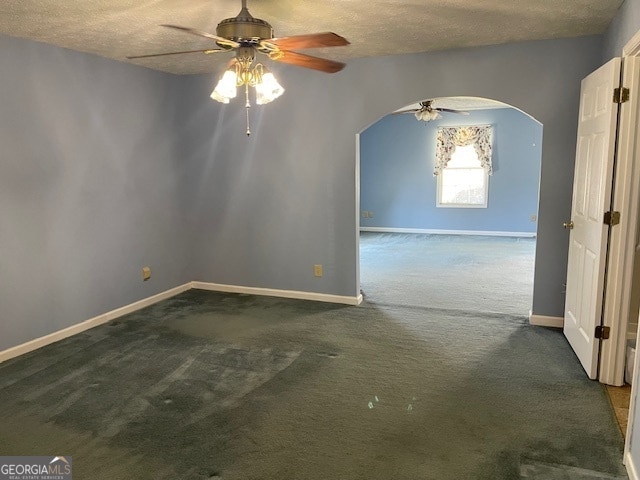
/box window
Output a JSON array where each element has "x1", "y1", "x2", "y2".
[
  {"x1": 437, "y1": 145, "x2": 488, "y2": 207},
  {"x1": 434, "y1": 125, "x2": 493, "y2": 208}
]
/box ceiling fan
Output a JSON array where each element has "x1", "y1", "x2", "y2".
[
  {"x1": 394, "y1": 100, "x2": 470, "y2": 121},
  {"x1": 126, "y1": 0, "x2": 349, "y2": 74}
]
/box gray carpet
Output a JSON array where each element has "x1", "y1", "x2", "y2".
[
  {"x1": 360, "y1": 232, "x2": 535, "y2": 316},
  {"x1": 0, "y1": 288, "x2": 627, "y2": 479}
]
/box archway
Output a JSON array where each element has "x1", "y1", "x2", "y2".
[{"x1": 356, "y1": 96, "x2": 543, "y2": 316}]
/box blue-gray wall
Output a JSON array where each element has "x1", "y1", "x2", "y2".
[
  {"x1": 360, "y1": 108, "x2": 542, "y2": 233},
  {"x1": 0, "y1": 35, "x2": 193, "y2": 351},
  {"x1": 0, "y1": 31, "x2": 606, "y2": 351},
  {"x1": 183, "y1": 35, "x2": 602, "y2": 318}
]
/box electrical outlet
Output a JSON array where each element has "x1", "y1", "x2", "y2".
[
  {"x1": 314, "y1": 264, "x2": 323, "y2": 277},
  {"x1": 142, "y1": 267, "x2": 151, "y2": 281},
  {"x1": 362, "y1": 211, "x2": 369, "y2": 218},
  {"x1": 368, "y1": 211, "x2": 374, "y2": 218},
  {"x1": 530, "y1": 214, "x2": 537, "y2": 222}
]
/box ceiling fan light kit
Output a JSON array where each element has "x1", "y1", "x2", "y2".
[
  {"x1": 209, "y1": 48, "x2": 284, "y2": 105},
  {"x1": 415, "y1": 109, "x2": 442, "y2": 121},
  {"x1": 129, "y1": 0, "x2": 349, "y2": 135}
]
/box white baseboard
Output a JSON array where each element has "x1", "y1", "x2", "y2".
[
  {"x1": 359, "y1": 227, "x2": 536, "y2": 238},
  {"x1": 529, "y1": 313, "x2": 564, "y2": 328},
  {"x1": 192, "y1": 281, "x2": 363, "y2": 306},
  {"x1": 626, "y1": 451, "x2": 639, "y2": 480},
  {"x1": 0, "y1": 283, "x2": 192, "y2": 364},
  {"x1": 0, "y1": 280, "x2": 363, "y2": 364}
]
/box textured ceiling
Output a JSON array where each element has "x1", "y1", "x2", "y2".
[{"x1": 0, "y1": 0, "x2": 624, "y2": 75}]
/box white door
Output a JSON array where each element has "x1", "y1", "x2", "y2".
[{"x1": 564, "y1": 58, "x2": 621, "y2": 380}]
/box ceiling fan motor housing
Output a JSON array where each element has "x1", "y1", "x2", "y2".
[{"x1": 216, "y1": 7, "x2": 273, "y2": 45}]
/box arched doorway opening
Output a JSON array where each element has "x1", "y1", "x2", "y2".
[{"x1": 356, "y1": 96, "x2": 543, "y2": 317}]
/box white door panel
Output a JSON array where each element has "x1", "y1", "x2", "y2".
[{"x1": 564, "y1": 58, "x2": 621, "y2": 379}]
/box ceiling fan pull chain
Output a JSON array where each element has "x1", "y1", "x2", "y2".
[{"x1": 245, "y1": 83, "x2": 251, "y2": 136}]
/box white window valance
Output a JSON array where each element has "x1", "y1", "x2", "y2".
[{"x1": 434, "y1": 125, "x2": 493, "y2": 176}]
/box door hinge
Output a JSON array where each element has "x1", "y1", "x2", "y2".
[
  {"x1": 614, "y1": 87, "x2": 630, "y2": 104},
  {"x1": 603, "y1": 211, "x2": 621, "y2": 226},
  {"x1": 595, "y1": 325, "x2": 611, "y2": 340}
]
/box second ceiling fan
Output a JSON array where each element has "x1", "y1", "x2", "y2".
[{"x1": 394, "y1": 100, "x2": 470, "y2": 121}]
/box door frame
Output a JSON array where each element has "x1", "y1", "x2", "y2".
[
  {"x1": 600, "y1": 32, "x2": 640, "y2": 386},
  {"x1": 617, "y1": 29, "x2": 640, "y2": 470}
]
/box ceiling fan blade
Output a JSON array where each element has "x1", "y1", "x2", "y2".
[
  {"x1": 391, "y1": 109, "x2": 420, "y2": 115},
  {"x1": 267, "y1": 32, "x2": 349, "y2": 50},
  {"x1": 161, "y1": 24, "x2": 240, "y2": 48},
  {"x1": 436, "y1": 108, "x2": 470, "y2": 115},
  {"x1": 273, "y1": 50, "x2": 345, "y2": 73},
  {"x1": 126, "y1": 48, "x2": 224, "y2": 59}
]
